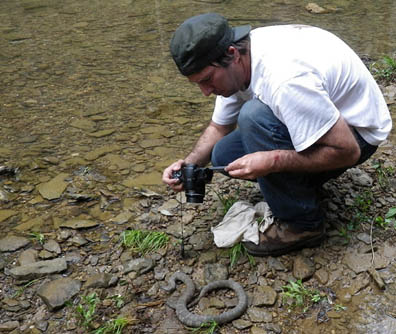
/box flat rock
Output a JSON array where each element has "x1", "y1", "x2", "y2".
[
  {"x1": 0, "y1": 321, "x2": 20, "y2": 331},
  {"x1": 247, "y1": 307, "x2": 273, "y2": 322},
  {"x1": 59, "y1": 218, "x2": 99, "y2": 229},
  {"x1": 84, "y1": 273, "x2": 116, "y2": 288},
  {"x1": 0, "y1": 209, "x2": 18, "y2": 223},
  {"x1": 43, "y1": 239, "x2": 61, "y2": 254},
  {"x1": 18, "y1": 249, "x2": 38, "y2": 265},
  {"x1": 0, "y1": 235, "x2": 30, "y2": 252},
  {"x1": 37, "y1": 173, "x2": 69, "y2": 200},
  {"x1": 204, "y1": 263, "x2": 228, "y2": 283},
  {"x1": 347, "y1": 168, "x2": 373, "y2": 186},
  {"x1": 252, "y1": 285, "x2": 277, "y2": 306},
  {"x1": 343, "y1": 250, "x2": 390, "y2": 274},
  {"x1": 123, "y1": 258, "x2": 154, "y2": 275},
  {"x1": 9, "y1": 258, "x2": 67, "y2": 280},
  {"x1": 37, "y1": 277, "x2": 81, "y2": 310},
  {"x1": 293, "y1": 256, "x2": 315, "y2": 280},
  {"x1": 85, "y1": 145, "x2": 121, "y2": 161}
]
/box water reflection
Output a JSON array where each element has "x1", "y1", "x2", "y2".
[{"x1": 0, "y1": 0, "x2": 395, "y2": 184}]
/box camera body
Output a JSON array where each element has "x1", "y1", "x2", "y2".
[{"x1": 172, "y1": 164, "x2": 214, "y2": 203}]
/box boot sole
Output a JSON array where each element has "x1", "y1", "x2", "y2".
[{"x1": 243, "y1": 233, "x2": 326, "y2": 257}]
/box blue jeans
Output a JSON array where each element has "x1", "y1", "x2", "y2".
[{"x1": 211, "y1": 99, "x2": 377, "y2": 230}]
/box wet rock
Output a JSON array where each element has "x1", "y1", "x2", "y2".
[
  {"x1": 0, "y1": 256, "x2": 6, "y2": 270},
  {"x1": 247, "y1": 307, "x2": 273, "y2": 322},
  {"x1": 232, "y1": 319, "x2": 252, "y2": 330},
  {"x1": 252, "y1": 285, "x2": 277, "y2": 306},
  {"x1": 85, "y1": 144, "x2": 121, "y2": 161},
  {"x1": 122, "y1": 172, "x2": 162, "y2": 187},
  {"x1": 343, "y1": 251, "x2": 389, "y2": 274},
  {"x1": 250, "y1": 327, "x2": 267, "y2": 334},
  {"x1": 203, "y1": 263, "x2": 228, "y2": 283},
  {"x1": 123, "y1": 258, "x2": 154, "y2": 275},
  {"x1": 37, "y1": 173, "x2": 69, "y2": 200},
  {"x1": 314, "y1": 268, "x2": 329, "y2": 285},
  {"x1": 64, "y1": 251, "x2": 82, "y2": 264},
  {"x1": 70, "y1": 234, "x2": 89, "y2": 246},
  {"x1": 153, "y1": 315, "x2": 184, "y2": 334},
  {"x1": 267, "y1": 257, "x2": 286, "y2": 271},
  {"x1": 349, "y1": 274, "x2": 370, "y2": 295},
  {"x1": 59, "y1": 218, "x2": 99, "y2": 229},
  {"x1": 38, "y1": 249, "x2": 54, "y2": 259},
  {"x1": 0, "y1": 235, "x2": 30, "y2": 252},
  {"x1": 0, "y1": 321, "x2": 19, "y2": 332},
  {"x1": 87, "y1": 129, "x2": 115, "y2": 138},
  {"x1": 0, "y1": 209, "x2": 18, "y2": 223},
  {"x1": 166, "y1": 222, "x2": 195, "y2": 238},
  {"x1": 43, "y1": 239, "x2": 61, "y2": 254},
  {"x1": 347, "y1": 168, "x2": 373, "y2": 186},
  {"x1": 37, "y1": 277, "x2": 81, "y2": 311},
  {"x1": 9, "y1": 258, "x2": 67, "y2": 280},
  {"x1": 189, "y1": 231, "x2": 212, "y2": 251},
  {"x1": 110, "y1": 211, "x2": 133, "y2": 225},
  {"x1": 368, "y1": 267, "x2": 385, "y2": 290},
  {"x1": 293, "y1": 256, "x2": 315, "y2": 280},
  {"x1": 84, "y1": 273, "x2": 116, "y2": 288},
  {"x1": 357, "y1": 232, "x2": 371, "y2": 245},
  {"x1": 70, "y1": 118, "x2": 96, "y2": 131}
]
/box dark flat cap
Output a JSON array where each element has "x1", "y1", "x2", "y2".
[{"x1": 170, "y1": 13, "x2": 251, "y2": 76}]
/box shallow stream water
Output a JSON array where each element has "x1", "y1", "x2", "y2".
[{"x1": 1, "y1": 1, "x2": 396, "y2": 333}]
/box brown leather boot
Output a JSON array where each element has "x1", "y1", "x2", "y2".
[{"x1": 243, "y1": 220, "x2": 325, "y2": 257}]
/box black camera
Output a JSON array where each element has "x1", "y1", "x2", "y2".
[{"x1": 172, "y1": 164, "x2": 226, "y2": 203}]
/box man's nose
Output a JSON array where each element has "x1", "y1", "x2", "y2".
[{"x1": 199, "y1": 84, "x2": 213, "y2": 96}]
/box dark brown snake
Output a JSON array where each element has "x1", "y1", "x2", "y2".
[{"x1": 162, "y1": 271, "x2": 248, "y2": 327}]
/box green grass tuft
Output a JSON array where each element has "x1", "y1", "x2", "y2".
[
  {"x1": 229, "y1": 242, "x2": 256, "y2": 268},
  {"x1": 121, "y1": 230, "x2": 169, "y2": 255}
]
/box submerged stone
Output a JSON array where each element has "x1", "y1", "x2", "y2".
[
  {"x1": 59, "y1": 218, "x2": 99, "y2": 229},
  {"x1": 37, "y1": 173, "x2": 69, "y2": 200},
  {"x1": 0, "y1": 209, "x2": 18, "y2": 223}
]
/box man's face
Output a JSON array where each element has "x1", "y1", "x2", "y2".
[{"x1": 187, "y1": 60, "x2": 245, "y2": 98}]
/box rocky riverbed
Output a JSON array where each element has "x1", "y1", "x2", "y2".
[{"x1": 1, "y1": 142, "x2": 396, "y2": 334}]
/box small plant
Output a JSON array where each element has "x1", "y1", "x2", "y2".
[
  {"x1": 229, "y1": 242, "x2": 255, "y2": 268},
  {"x1": 12, "y1": 278, "x2": 41, "y2": 297},
  {"x1": 371, "y1": 55, "x2": 396, "y2": 84},
  {"x1": 334, "y1": 304, "x2": 347, "y2": 312},
  {"x1": 94, "y1": 317, "x2": 129, "y2": 334},
  {"x1": 282, "y1": 280, "x2": 322, "y2": 312},
  {"x1": 373, "y1": 160, "x2": 395, "y2": 189},
  {"x1": 188, "y1": 320, "x2": 218, "y2": 334},
  {"x1": 75, "y1": 293, "x2": 99, "y2": 329},
  {"x1": 215, "y1": 190, "x2": 239, "y2": 216},
  {"x1": 109, "y1": 294, "x2": 125, "y2": 308},
  {"x1": 375, "y1": 207, "x2": 396, "y2": 229},
  {"x1": 29, "y1": 232, "x2": 45, "y2": 245},
  {"x1": 121, "y1": 230, "x2": 169, "y2": 255},
  {"x1": 338, "y1": 226, "x2": 351, "y2": 244}
]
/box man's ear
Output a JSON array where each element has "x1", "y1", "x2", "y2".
[{"x1": 228, "y1": 46, "x2": 240, "y2": 62}]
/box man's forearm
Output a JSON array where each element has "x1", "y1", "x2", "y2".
[{"x1": 185, "y1": 121, "x2": 236, "y2": 166}]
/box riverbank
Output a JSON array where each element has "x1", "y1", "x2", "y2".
[{"x1": 1, "y1": 134, "x2": 395, "y2": 333}]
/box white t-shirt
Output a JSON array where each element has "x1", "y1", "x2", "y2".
[{"x1": 212, "y1": 25, "x2": 392, "y2": 152}]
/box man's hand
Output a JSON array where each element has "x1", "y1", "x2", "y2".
[
  {"x1": 162, "y1": 159, "x2": 185, "y2": 192},
  {"x1": 225, "y1": 152, "x2": 273, "y2": 179}
]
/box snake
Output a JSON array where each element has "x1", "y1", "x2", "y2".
[{"x1": 161, "y1": 271, "x2": 248, "y2": 327}]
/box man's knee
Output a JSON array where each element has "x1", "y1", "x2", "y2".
[{"x1": 237, "y1": 99, "x2": 277, "y2": 132}]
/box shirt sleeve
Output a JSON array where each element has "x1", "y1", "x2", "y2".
[
  {"x1": 212, "y1": 94, "x2": 244, "y2": 125},
  {"x1": 271, "y1": 72, "x2": 340, "y2": 152}
]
